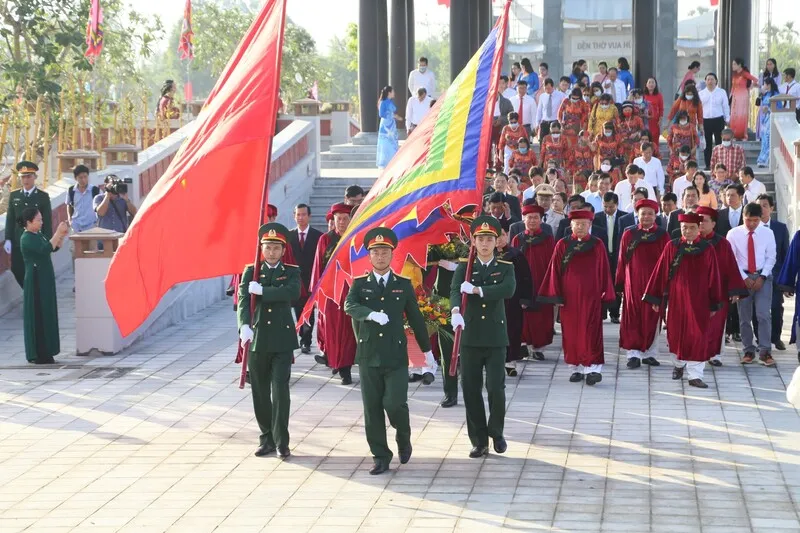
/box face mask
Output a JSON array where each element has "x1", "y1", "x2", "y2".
[
  {"x1": 594, "y1": 90, "x2": 602, "y2": 96},
  {"x1": 600, "y1": 104, "x2": 609, "y2": 110},
  {"x1": 571, "y1": 98, "x2": 579, "y2": 103},
  {"x1": 680, "y1": 155, "x2": 689, "y2": 161},
  {"x1": 419, "y1": 66, "x2": 427, "y2": 73},
  {"x1": 510, "y1": 123, "x2": 519, "y2": 130},
  {"x1": 519, "y1": 147, "x2": 528, "y2": 154},
  {"x1": 601, "y1": 164, "x2": 611, "y2": 172},
  {"x1": 603, "y1": 131, "x2": 613, "y2": 137},
  {"x1": 685, "y1": 94, "x2": 694, "y2": 100},
  {"x1": 623, "y1": 110, "x2": 632, "y2": 116},
  {"x1": 583, "y1": 96, "x2": 590, "y2": 102},
  {"x1": 634, "y1": 98, "x2": 643, "y2": 104},
  {"x1": 680, "y1": 120, "x2": 688, "y2": 126},
  {"x1": 722, "y1": 140, "x2": 732, "y2": 147}
]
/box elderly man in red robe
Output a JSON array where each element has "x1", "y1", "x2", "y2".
[
  {"x1": 511, "y1": 204, "x2": 555, "y2": 360},
  {"x1": 697, "y1": 206, "x2": 748, "y2": 366},
  {"x1": 311, "y1": 202, "x2": 357, "y2": 385},
  {"x1": 616, "y1": 199, "x2": 670, "y2": 369},
  {"x1": 539, "y1": 210, "x2": 615, "y2": 385},
  {"x1": 644, "y1": 212, "x2": 724, "y2": 388}
]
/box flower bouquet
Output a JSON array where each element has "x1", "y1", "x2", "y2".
[{"x1": 405, "y1": 286, "x2": 453, "y2": 372}]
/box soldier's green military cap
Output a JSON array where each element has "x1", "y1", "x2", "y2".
[
  {"x1": 470, "y1": 215, "x2": 501, "y2": 237},
  {"x1": 258, "y1": 222, "x2": 289, "y2": 245},
  {"x1": 363, "y1": 227, "x2": 397, "y2": 250},
  {"x1": 16, "y1": 161, "x2": 38, "y2": 174}
]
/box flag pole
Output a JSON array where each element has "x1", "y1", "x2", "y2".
[{"x1": 235, "y1": 1, "x2": 288, "y2": 390}]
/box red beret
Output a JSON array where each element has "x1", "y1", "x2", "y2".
[
  {"x1": 330, "y1": 202, "x2": 352, "y2": 216},
  {"x1": 696, "y1": 206, "x2": 717, "y2": 221},
  {"x1": 634, "y1": 199, "x2": 658, "y2": 212},
  {"x1": 522, "y1": 204, "x2": 545, "y2": 216},
  {"x1": 267, "y1": 204, "x2": 278, "y2": 217},
  {"x1": 325, "y1": 212, "x2": 333, "y2": 222},
  {"x1": 568, "y1": 210, "x2": 594, "y2": 221},
  {"x1": 678, "y1": 213, "x2": 702, "y2": 224}
]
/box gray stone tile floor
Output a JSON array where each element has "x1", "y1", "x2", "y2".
[{"x1": 1, "y1": 272, "x2": 800, "y2": 532}]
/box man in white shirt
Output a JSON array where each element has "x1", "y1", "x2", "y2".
[
  {"x1": 583, "y1": 173, "x2": 609, "y2": 214},
  {"x1": 602, "y1": 67, "x2": 627, "y2": 105},
  {"x1": 727, "y1": 203, "x2": 777, "y2": 366},
  {"x1": 740, "y1": 166, "x2": 766, "y2": 204},
  {"x1": 633, "y1": 142, "x2": 665, "y2": 198},
  {"x1": 613, "y1": 164, "x2": 656, "y2": 213},
  {"x1": 407, "y1": 56, "x2": 436, "y2": 98},
  {"x1": 534, "y1": 78, "x2": 565, "y2": 141},
  {"x1": 509, "y1": 79, "x2": 536, "y2": 135},
  {"x1": 673, "y1": 160, "x2": 698, "y2": 208},
  {"x1": 699, "y1": 72, "x2": 730, "y2": 169},
  {"x1": 501, "y1": 74, "x2": 517, "y2": 100},
  {"x1": 779, "y1": 68, "x2": 800, "y2": 121},
  {"x1": 580, "y1": 174, "x2": 600, "y2": 201},
  {"x1": 405, "y1": 87, "x2": 432, "y2": 134}
]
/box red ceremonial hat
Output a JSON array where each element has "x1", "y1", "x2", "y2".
[
  {"x1": 568, "y1": 210, "x2": 594, "y2": 221},
  {"x1": 696, "y1": 206, "x2": 717, "y2": 221},
  {"x1": 325, "y1": 212, "x2": 333, "y2": 222},
  {"x1": 634, "y1": 199, "x2": 658, "y2": 212},
  {"x1": 678, "y1": 213, "x2": 702, "y2": 224},
  {"x1": 330, "y1": 202, "x2": 352, "y2": 215},
  {"x1": 522, "y1": 204, "x2": 545, "y2": 216},
  {"x1": 267, "y1": 204, "x2": 278, "y2": 217}
]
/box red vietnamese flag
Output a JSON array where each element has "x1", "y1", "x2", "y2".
[{"x1": 105, "y1": 0, "x2": 287, "y2": 336}]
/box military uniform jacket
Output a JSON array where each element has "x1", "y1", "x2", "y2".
[
  {"x1": 344, "y1": 271, "x2": 432, "y2": 369},
  {"x1": 450, "y1": 257, "x2": 516, "y2": 348},
  {"x1": 4, "y1": 188, "x2": 53, "y2": 243},
  {"x1": 237, "y1": 262, "x2": 301, "y2": 353}
]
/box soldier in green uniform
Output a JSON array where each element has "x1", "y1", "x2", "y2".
[
  {"x1": 4, "y1": 161, "x2": 53, "y2": 287},
  {"x1": 450, "y1": 216, "x2": 516, "y2": 458},
  {"x1": 344, "y1": 227, "x2": 434, "y2": 475},
  {"x1": 237, "y1": 223, "x2": 300, "y2": 460}
]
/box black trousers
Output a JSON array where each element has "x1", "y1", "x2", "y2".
[
  {"x1": 537, "y1": 120, "x2": 551, "y2": 144},
  {"x1": 703, "y1": 116, "x2": 725, "y2": 168},
  {"x1": 726, "y1": 301, "x2": 740, "y2": 335},
  {"x1": 293, "y1": 300, "x2": 314, "y2": 348}
]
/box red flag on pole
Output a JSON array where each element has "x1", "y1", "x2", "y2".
[
  {"x1": 105, "y1": 0, "x2": 288, "y2": 337},
  {"x1": 178, "y1": 0, "x2": 195, "y2": 60},
  {"x1": 84, "y1": 0, "x2": 104, "y2": 63}
]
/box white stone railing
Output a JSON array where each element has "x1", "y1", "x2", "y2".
[{"x1": 769, "y1": 96, "x2": 800, "y2": 230}]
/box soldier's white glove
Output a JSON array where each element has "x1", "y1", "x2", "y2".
[
  {"x1": 424, "y1": 350, "x2": 436, "y2": 367},
  {"x1": 451, "y1": 312, "x2": 465, "y2": 331},
  {"x1": 239, "y1": 324, "x2": 254, "y2": 344},
  {"x1": 367, "y1": 311, "x2": 389, "y2": 325},
  {"x1": 460, "y1": 281, "x2": 476, "y2": 294},
  {"x1": 3, "y1": 240, "x2": 10, "y2": 254},
  {"x1": 248, "y1": 281, "x2": 263, "y2": 295}
]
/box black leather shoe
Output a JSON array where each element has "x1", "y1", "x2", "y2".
[
  {"x1": 493, "y1": 437, "x2": 507, "y2": 454},
  {"x1": 642, "y1": 357, "x2": 660, "y2": 366},
  {"x1": 340, "y1": 367, "x2": 353, "y2": 385},
  {"x1": 585, "y1": 372, "x2": 602, "y2": 386},
  {"x1": 278, "y1": 446, "x2": 291, "y2": 459},
  {"x1": 440, "y1": 396, "x2": 457, "y2": 408},
  {"x1": 399, "y1": 445, "x2": 412, "y2": 464},
  {"x1": 688, "y1": 378, "x2": 708, "y2": 389},
  {"x1": 708, "y1": 359, "x2": 722, "y2": 367},
  {"x1": 775, "y1": 340, "x2": 787, "y2": 351},
  {"x1": 732, "y1": 333, "x2": 742, "y2": 342},
  {"x1": 254, "y1": 443, "x2": 276, "y2": 457},
  {"x1": 408, "y1": 373, "x2": 423, "y2": 383},
  {"x1": 422, "y1": 372, "x2": 435, "y2": 385},
  {"x1": 610, "y1": 317, "x2": 620, "y2": 324},
  {"x1": 533, "y1": 351, "x2": 545, "y2": 361},
  {"x1": 34, "y1": 357, "x2": 56, "y2": 365},
  {"x1": 369, "y1": 461, "x2": 389, "y2": 475},
  {"x1": 505, "y1": 366, "x2": 518, "y2": 377},
  {"x1": 672, "y1": 367, "x2": 684, "y2": 380},
  {"x1": 627, "y1": 357, "x2": 641, "y2": 369},
  {"x1": 300, "y1": 345, "x2": 311, "y2": 354},
  {"x1": 569, "y1": 372, "x2": 584, "y2": 383},
  {"x1": 469, "y1": 445, "x2": 489, "y2": 458},
  {"x1": 314, "y1": 354, "x2": 328, "y2": 366}
]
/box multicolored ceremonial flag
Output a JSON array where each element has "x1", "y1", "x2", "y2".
[
  {"x1": 299, "y1": 0, "x2": 511, "y2": 327},
  {"x1": 84, "y1": 0, "x2": 104, "y2": 63},
  {"x1": 178, "y1": 0, "x2": 195, "y2": 60}
]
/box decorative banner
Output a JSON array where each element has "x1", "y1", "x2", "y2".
[
  {"x1": 178, "y1": 0, "x2": 195, "y2": 60},
  {"x1": 84, "y1": 0, "x2": 104, "y2": 63}
]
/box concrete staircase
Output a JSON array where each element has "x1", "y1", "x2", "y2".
[{"x1": 320, "y1": 143, "x2": 378, "y2": 170}]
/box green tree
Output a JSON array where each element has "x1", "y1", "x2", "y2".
[
  {"x1": 416, "y1": 29, "x2": 451, "y2": 91},
  {"x1": 325, "y1": 22, "x2": 358, "y2": 110},
  {"x1": 760, "y1": 21, "x2": 800, "y2": 73}
]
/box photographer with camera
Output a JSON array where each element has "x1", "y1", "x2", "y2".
[{"x1": 93, "y1": 175, "x2": 137, "y2": 234}]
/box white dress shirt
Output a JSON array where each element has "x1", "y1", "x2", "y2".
[
  {"x1": 373, "y1": 270, "x2": 392, "y2": 286},
  {"x1": 727, "y1": 224, "x2": 777, "y2": 279},
  {"x1": 779, "y1": 80, "x2": 800, "y2": 100},
  {"x1": 603, "y1": 78, "x2": 627, "y2": 104},
  {"x1": 613, "y1": 180, "x2": 657, "y2": 213},
  {"x1": 502, "y1": 87, "x2": 517, "y2": 100},
  {"x1": 633, "y1": 156, "x2": 666, "y2": 194},
  {"x1": 727, "y1": 206, "x2": 743, "y2": 229},
  {"x1": 605, "y1": 211, "x2": 618, "y2": 254},
  {"x1": 509, "y1": 94, "x2": 536, "y2": 126},
  {"x1": 672, "y1": 175, "x2": 691, "y2": 208},
  {"x1": 407, "y1": 69, "x2": 436, "y2": 97},
  {"x1": 743, "y1": 178, "x2": 767, "y2": 204},
  {"x1": 583, "y1": 191, "x2": 603, "y2": 214},
  {"x1": 699, "y1": 87, "x2": 731, "y2": 122},
  {"x1": 535, "y1": 91, "x2": 566, "y2": 127},
  {"x1": 405, "y1": 95, "x2": 432, "y2": 127}
]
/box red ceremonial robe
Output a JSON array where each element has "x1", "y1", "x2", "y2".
[
  {"x1": 615, "y1": 225, "x2": 670, "y2": 351},
  {"x1": 512, "y1": 230, "x2": 555, "y2": 349},
  {"x1": 310, "y1": 230, "x2": 356, "y2": 369},
  {"x1": 538, "y1": 235, "x2": 615, "y2": 367},
  {"x1": 704, "y1": 232, "x2": 748, "y2": 358},
  {"x1": 643, "y1": 238, "x2": 724, "y2": 362}
]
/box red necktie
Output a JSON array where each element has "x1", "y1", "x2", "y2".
[
  {"x1": 518, "y1": 97, "x2": 524, "y2": 123},
  {"x1": 299, "y1": 231, "x2": 305, "y2": 250},
  {"x1": 747, "y1": 231, "x2": 756, "y2": 273}
]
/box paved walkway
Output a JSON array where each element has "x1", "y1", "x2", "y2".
[{"x1": 2, "y1": 282, "x2": 800, "y2": 532}]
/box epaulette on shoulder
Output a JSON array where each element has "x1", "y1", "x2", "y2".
[
  {"x1": 243, "y1": 263, "x2": 254, "y2": 268},
  {"x1": 459, "y1": 258, "x2": 469, "y2": 262},
  {"x1": 354, "y1": 273, "x2": 369, "y2": 279},
  {"x1": 394, "y1": 273, "x2": 410, "y2": 280},
  {"x1": 282, "y1": 263, "x2": 299, "y2": 268},
  {"x1": 496, "y1": 259, "x2": 513, "y2": 265}
]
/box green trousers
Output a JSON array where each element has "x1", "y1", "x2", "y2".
[
  {"x1": 460, "y1": 346, "x2": 506, "y2": 447},
  {"x1": 359, "y1": 365, "x2": 410, "y2": 465},
  {"x1": 248, "y1": 350, "x2": 292, "y2": 448},
  {"x1": 438, "y1": 327, "x2": 459, "y2": 399}
]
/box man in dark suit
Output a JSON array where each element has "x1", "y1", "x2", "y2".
[
  {"x1": 715, "y1": 183, "x2": 745, "y2": 236},
  {"x1": 509, "y1": 199, "x2": 553, "y2": 243},
  {"x1": 667, "y1": 186, "x2": 700, "y2": 237},
  {"x1": 288, "y1": 203, "x2": 323, "y2": 353},
  {"x1": 486, "y1": 191, "x2": 518, "y2": 231},
  {"x1": 756, "y1": 194, "x2": 790, "y2": 351},
  {"x1": 593, "y1": 192, "x2": 627, "y2": 323},
  {"x1": 488, "y1": 173, "x2": 521, "y2": 221},
  {"x1": 555, "y1": 194, "x2": 588, "y2": 240}
]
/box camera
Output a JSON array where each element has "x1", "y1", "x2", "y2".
[{"x1": 105, "y1": 176, "x2": 128, "y2": 196}]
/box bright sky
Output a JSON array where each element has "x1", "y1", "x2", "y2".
[{"x1": 137, "y1": 0, "x2": 800, "y2": 55}]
